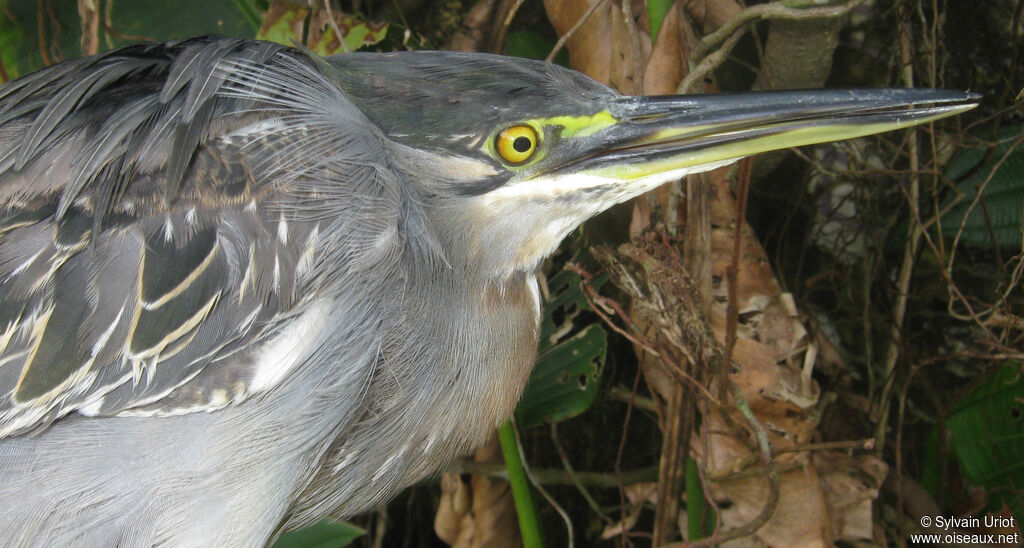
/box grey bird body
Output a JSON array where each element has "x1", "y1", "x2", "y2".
[
  {"x1": 0, "y1": 38, "x2": 548, "y2": 546},
  {"x1": 0, "y1": 37, "x2": 977, "y2": 546}
]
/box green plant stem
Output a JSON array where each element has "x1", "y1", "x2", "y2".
[{"x1": 498, "y1": 421, "x2": 544, "y2": 548}]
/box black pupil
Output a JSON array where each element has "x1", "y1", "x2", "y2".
[{"x1": 512, "y1": 136, "x2": 532, "y2": 153}]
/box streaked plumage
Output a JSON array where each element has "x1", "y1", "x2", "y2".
[
  {"x1": 0, "y1": 37, "x2": 558, "y2": 546},
  {"x1": 0, "y1": 36, "x2": 976, "y2": 546}
]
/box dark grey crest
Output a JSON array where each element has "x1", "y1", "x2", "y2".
[{"x1": 326, "y1": 50, "x2": 618, "y2": 147}]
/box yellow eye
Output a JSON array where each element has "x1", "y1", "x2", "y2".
[{"x1": 495, "y1": 125, "x2": 539, "y2": 164}]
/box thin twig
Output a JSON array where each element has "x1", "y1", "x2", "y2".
[
  {"x1": 615, "y1": 367, "x2": 643, "y2": 546},
  {"x1": 99, "y1": 21, "x2": 153, "y2": 42},
  {"x1": 706, "y1": 438, "x2": 876, "y2": 483},
  {"x1": 550, "y1": 422, "x2": 611, "y2": 522},
  {"x1": 707, "y1": 458, "x2": 803, "y2": 483},
  {"x1": 944, "y1": 133, "x2": 1024, "y2": 317},
  {"x1": 547, "y1": 0, "x2": 607, "y2": 63},
  {"x1": 514, "y1": 423, "x2": 574, "y2": 548},
  {"x1": 36, "y1": 0, "x2": 51, "y2": 66},
  {"x1": 102, "y1": 0, "x2": 114, "y2": 50},
  {"x1": 494, "y1": 0, "x2": 525, "y2": 53},
  {"x1": 873, "y1": 5, "x2": 921, "y2": 455},
  {"x1": 778, "y1": 438, "x2": 876, "y2": 454},
  {"x1": 679, "y1": 0, "x2": 862, "y2": 93},
  {"x1": 323, "y1": 0, "x2": 350, "y2": 53},
  {"x1": 77, "y1": 0, "x2": 99, "y2": 56},
  {"x1": 607, "y1": 385, "x2": 657, "y2": 413},
  {"x1": 677, "y1": 25, "x2": 744, "y2": 93},
  {"x1": 719, "y1": 159, "x2": 751, "y2": 395},
  {"x1": 572, "y1": 257, "x2": 724, "y2": 405},
  {"x1": 697, "y1": 0, "x2": 861, "y2": 59},
  {"x1": 371, "y1": 506, "x2": 387, "y2": 548},
  {"x1": 454, "y1": 461, "x2": 661, "y2": 486},
  {"x1": 389, "y1": 0, "x2": 410, "y2": 31},
  {"x1": 594, "y1": 283, "x2": 719, "y2": 405},
  {"x1": 567, "y1": 263, "x2": 661, "y2": 357}
]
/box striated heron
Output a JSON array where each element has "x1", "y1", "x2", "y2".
[{"x1": 0, "y1": 37, "x2": 976, "y2": 546}]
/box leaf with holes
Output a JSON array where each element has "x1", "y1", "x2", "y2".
[
  {"x1": 537, "y1": 267, "x2": 605, "y2": 353},
  {"x1": 516, "y1": 323, "x2": 606, "y2": 429}
]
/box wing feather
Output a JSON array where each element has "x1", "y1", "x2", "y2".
[
  {"x1": 62, "y1": 95, "x2": 161, "y2": 221},
  {"x1": 16, "y1": 58, "x2": 154, "y2": 171},
  {"x1": 0, "y1": 36, "x2": 392, "y2": 438}
]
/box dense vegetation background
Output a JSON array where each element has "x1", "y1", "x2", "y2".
[{"x1": 1, "y1": 0, "x2": 1021, "y2": 546}]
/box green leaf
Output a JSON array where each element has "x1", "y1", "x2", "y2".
[
  {"x1": 0, "y1": 0, "x2": 82, "y2": 78},
  {"x1": 504, "y1": 30, "x2": 569, "y2": 66},
  {"x1": 948, "y1": 362, "x2": 1024, "y2": 519},
  {"x1": 504, "y1": 30, "x2": 549, "y2": 60},
  {"x1": 271, "y1": 519, "x2": 365, "y2": 548},
  {"x1": 255, "y1": 4, "x2": 309, "y2": 46},
  {"x1": 941, "y1": 125, "x2": 1024, "y2": 248},
  {"x1": 232, "y1": 0, "x2": 264, "y2": 30},
  {"x1": 109, "y1": 0, "x2": 254, "y2": 43},
  {"x1": 647, "y1": 0, "x2": 674, "y2": 44},
  {"x1": 0, "y1": 9, "x2": 28, "y2": 83},
  {"x1": 516, "y1": 324, "x2": 606, "y2": 429}
]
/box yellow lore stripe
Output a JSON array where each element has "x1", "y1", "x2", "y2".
[{"x1": 527, "y1": 110, "x2": 617, "y2": 138}]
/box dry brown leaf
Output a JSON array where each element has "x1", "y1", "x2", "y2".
[
  {"x1": 643, "y1": 4, "x2": 695, "y2": 94},
  {"x1": 715, "y1": 463, "x2": 830, "y2": 548},
  {"x1": 697, "y1": 172, "x2": 830, "y2": 545},
  {"x1": 684, "y1": 0, "x2": 742, "y2": 33},
  {"x1": 446, "y1": 0, "x2": 499, "y2": 52},
  {"x1": 601, "y1": 503, "x2": 644, "y2": 540},
  {"x1": 435, "y1": 473, "x2": 472, "y2": 544},
  {"x1": 543, "y1": 0, "x2": 648, "y2": 93},
  {"x1": 542, "y1": 2, "x2": 885, "y2": 545},
  {"x1": 601, "y1": 482, "x2": 658, "y2": 539},
  {"x1": 543, "y1": 0, "x2": 701, "y2": 94},
  {"x1": 624, "y1": 481, "x2": 659, "y2": 506},
  {"x1": 815, "y1": 452, "x2": 887, "y2": 543},
  {"x1": 434, "y1": 438, "x2": 520, "y2": 548}
]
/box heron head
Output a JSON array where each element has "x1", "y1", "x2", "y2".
[{"x1": 325, "y1": 52, "x2": 977, "y2": 279}]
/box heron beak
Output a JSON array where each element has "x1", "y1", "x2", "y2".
[{"x1": 555, "y1": 88, "x2": 980, "y2": 179}]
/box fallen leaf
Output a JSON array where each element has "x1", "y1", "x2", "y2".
[{"x1": 434, "y1": 438, "x2": 520, "y2": 548}]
